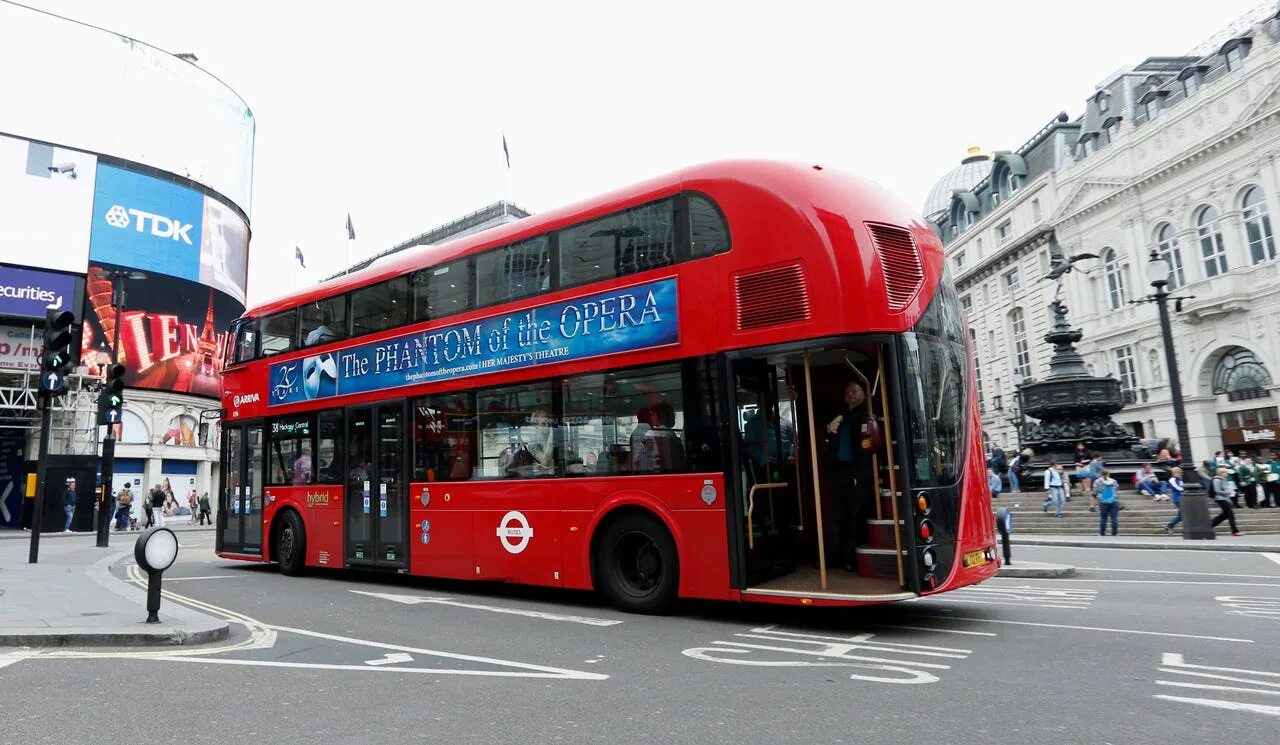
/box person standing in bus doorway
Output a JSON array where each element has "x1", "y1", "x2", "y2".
[{"x1": 825, "y1": 381, "x2": 874, "y2": 572}]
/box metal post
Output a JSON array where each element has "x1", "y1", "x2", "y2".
[
  {"x1": 1154, "y1": 288, "x2": 1194, "y2": 477},
  {"x1": 96, "y1": 280, "x2": 126, "y2": 548},
  {"x1": 28, "y1": 393, "x2": 53, "y2": 564}
]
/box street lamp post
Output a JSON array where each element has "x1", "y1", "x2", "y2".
[
  {"x1": 95, "y1": 270, "x2": 146, "y2": 548},
  {"x1": 1142, "y1": 252, "x2": 1193, "y2": 476}
]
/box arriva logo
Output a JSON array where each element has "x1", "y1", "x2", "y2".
[
  {"x1": 233, "y1": 392, "x2": 261, "y2": 407},
  {"x1": 103, "y1": 204, "x2": 195, "y2": 245}
]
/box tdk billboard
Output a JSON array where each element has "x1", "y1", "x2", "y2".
[{"x1": 89, "y1": 163, "x2": 204, "y2": 283}]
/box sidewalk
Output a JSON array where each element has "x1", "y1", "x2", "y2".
[
  {"x1": 1011, "y1": 533, "x2": 1280, "y2": 552},
  {"x1": 0, "y1": 533, "x2": 228, "y2": 647},
  {"x1": 0, "y1": 522, "x2": 215, "y2": 540}
]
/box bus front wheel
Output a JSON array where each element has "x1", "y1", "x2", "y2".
[
  {"x1": 595, "y1": 513, "x2": 678, "y2": 614},
  {"x1": 276, "y1": 510, "x2": 307, "y2": 577}
]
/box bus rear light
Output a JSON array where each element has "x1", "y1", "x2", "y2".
[
  {"x1": 916, "y1": 494, "x2": 929, "y2": 513},
  {"x1": 919, "y1": 519, "x2": 934, "y2": 542},
  {"x1": 921, "y1": 547, "x2": 936, "y2": 570},
  {"x1": 922, "y1": 573, "x2": 938, "y2": 590}
]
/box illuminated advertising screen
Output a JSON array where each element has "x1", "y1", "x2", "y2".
[
  {"x1": 80, "y1": 263, "x2": 243, "y2": 398},
  {"x1": 0, "y1": 133, "x2": 97, "y2": 273},
  {"x1": 0, "y1": 265, "x2": 80, "y2": 320},
  {"x1": 89, "y1": 164, "x2": 249, "y2": 304}
]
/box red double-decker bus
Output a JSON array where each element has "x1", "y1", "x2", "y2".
[{"x1": 216, "y1": 160, "x2": 997, "y2": 613}]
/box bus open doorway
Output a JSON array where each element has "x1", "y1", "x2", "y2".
[{"x1": 731, "y1": 344, "x2": 914, "y2": 602}]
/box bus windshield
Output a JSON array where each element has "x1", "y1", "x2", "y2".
[{"x1": 900, "y1": 270, "x2": 968, "y2": 490}]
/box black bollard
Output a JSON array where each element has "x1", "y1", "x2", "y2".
[{"x1": 134, "y1": 527, "x2": 178, "y2": 624}]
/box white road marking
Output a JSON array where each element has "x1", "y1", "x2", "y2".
[
  {"x1": 1155, "y1": 652, "x2": 1280, "y2": 716},
  {"x1": 1214, "y1": 596, "x2": 1280, "y2": 620},
  {"x1": 1263, "y1": 553, "x2": 1280, "y2": 567},
  {"x1": 988, "y1": 578, "x2": 1280, "y2": 587},
  {"x1": 157, "y1": 656, "x2": 607, "y2": 679},
  {"x1": 682, "y1": 626, "x2": 972, "y2": 685},
  {"x1": 917, "y1": 615, "x2": 1253, "y2": 643},
  {"x1": 263, "y1": 623, "x2": 608, "y2": 680},
  {"x1": 918, "y1": 585, "x2": 1096, "y2": 611},
  {"x1": 874, "y1": 624, "x2": 998, "y2": 637},
  {"x1": 1069, "y1": 567, "x2": 1280, "y2": 579},
  {"x1": 349, "y1": 589, "x2": 623, "y2": 627},
  {"x1": 365, "y1": 653, "x2": 414, "y2": 666},
  {"x1": 163, "y1": 575, "x2": 241, "y2": 582},
  {"x1": 0, "y1": 657, "x2": 22, "y2": 670}
]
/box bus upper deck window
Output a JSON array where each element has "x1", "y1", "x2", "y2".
[
  {"x1": 260, "y1": 310, "x2": 297, "y2": 357},
  {"x1": 687, "y1": 194, "x2": 730, "y2": 258},
  {"x1": 233, "y1": 320, "x2": 258, "y2": 364}
]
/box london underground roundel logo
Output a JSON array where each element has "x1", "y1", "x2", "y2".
[
  {"x1": 104, "y1": 205, "x2": 130, "y2": 228},
  {"x1": 496, "y1": 511, "x2": 533, "y2": 554}
]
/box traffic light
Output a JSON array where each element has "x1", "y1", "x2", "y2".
[
  {"x1": 39, "y1": 309, "x2": 76, "y2": 396},
  {"x1": 97, "y1": 363, "x2": 126, "y2": 426}
]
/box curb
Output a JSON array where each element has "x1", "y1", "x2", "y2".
[
  {"x1": 0, "y1": 553, "x2": 231, "y2": 648},
  {"x1": 997, "y1": 563, "x2": 1076, "y2": 578},
  {"x1": 1011, "y1": 537, "x2": 1277, "y2": 552}
]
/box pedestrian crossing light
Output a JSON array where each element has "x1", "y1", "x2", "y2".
[
  {"x1": 98, "y1": 363, "x2": 126, "y2": 426},
  {"x1": 40, "y1": 309, "x2": 76, "y2": 396}
]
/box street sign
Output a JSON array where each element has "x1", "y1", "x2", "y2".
[{"x1": 39, "y1": 371, "x2": 63, "y2": 393}]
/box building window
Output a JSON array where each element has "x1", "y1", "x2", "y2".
[
  {"x1": 1241, "y1": 186, "x2": 1277, "y2": 264},
  {"x1": 970, "y1": 328, "x2": 984, "y2": 410},
  {"x1": 976, "y1": 237, "x2": 984, "y2": 257},
  {"x1": 1003, "y1": 169, "x2": 1018, "y2": 197},
  {"x1": 1212, "y1": 347, "x2": 1274, "y2": 401},
  {"x1": 1004, "y1": 268, "x2": 1020, "y2": 293},
  {"x1": 997, "y1": 221, "x2": 1013, "y2": 245},
  {"x1": 1102, "y1": 247, "x2": 1127, "y2": 309},
  {"x1": 1097, "y1": 93, "x2": 1110, "y2": 113},
  {"x1": 953, "y1": 250, "x2": 967, "y2": 272},
  {"x1": 1225, "y1": 46, "x2": 1244, "y2": 72},
  {"x1": 1197, "y1": 205, "x2": 1228, "y2": 277},
  {"x1": 1082, "y1": 138, "x2": 1096, "y2": 157},
  {"x1": 1009, "y1": 308, "x2": 1031, "y2": 380},
  {"x1": 1114, "y1": 346, "x2": 1138, "y2": 398},
  {"x1": 1155, "y1": 223, "x2": 1185, "y2": 290},
  {"x1": 1039, "y1": 250, "x2": 1051, "y2": 276},
  {"x1": 1103, "y1": 119, "x2": 1120, "y2": 143},
  {"x1": 991, "y1": 191, "x2": 1001, "y2": 208},
  {"x1": 961, "y1": 294, "x2": 973, "y2": 312},
  {"x1": 1144, "y1": 99, "x2": 1160, "y2": 122},
  {"x1": 1182, "y1": 74, "x2": 1200, "y2": 98},
  {"x1": 1031, "y1": 198, "x2": 1042, "y2": 222}
]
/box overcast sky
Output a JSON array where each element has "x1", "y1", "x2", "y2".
[{"x1": 22, "y1": 0, "x2": 1275, "y2": 306}]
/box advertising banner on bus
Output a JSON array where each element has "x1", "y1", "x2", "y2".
[{"x1": 267, "y1": 278, "x2": 678, "y2": 407}]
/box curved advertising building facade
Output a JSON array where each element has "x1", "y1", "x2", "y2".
[{"x1": 0, "y1": 3, "x2": 253, "y2": 529}]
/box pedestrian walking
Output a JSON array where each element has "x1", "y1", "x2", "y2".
[
  {"x1": 1210, "y1": 467, "x2": 1243, "y2": 536},
  {"x1": 1008, "y1": 452, "x2": 1024, "y2": 493},
  {"x1": 61, "y1": 477, "x2": 77, "y2": 532},
  {"x1": 1163, "y1": 467, "x2": 1185, "y2": 535},
  {"x1": 188, "y1": 489, "x2": 199, "y2": 525},
  {"x1": 198, "y1": 491, "x2": 212, "y2": 526},
  {"x1": 149, "y1": 484, "x2": 167, "y2": 528},
  {"x1": 114, "y1": 485, "x2": 133, "y2": 531},
  {"x1": 1041, "y1": 460, "x2": 1065, "y2": 517},
  {"x1": 1094, "y1": 469, "x2": 1121, "y2": 536}
]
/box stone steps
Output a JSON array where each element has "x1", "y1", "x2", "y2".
[{"x1": 994, "y1": 491, "x2": 1280, "y2": 534}]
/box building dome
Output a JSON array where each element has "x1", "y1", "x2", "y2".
[{"x1": 923, "y1": 146, "x2": 992, "y2": 221}]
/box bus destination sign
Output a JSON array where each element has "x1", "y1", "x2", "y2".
[{"x1": 267, "y1": 278, "x2": 679, "y2": 407}]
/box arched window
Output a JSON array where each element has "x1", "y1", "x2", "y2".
[
  {"x1": 1102, "y1": 247, "x2": 1127, "y2": 309},
  {"x1": 1241, "y1": 187, "x2": 1276, "y2": 264},
  {"x1": 1212, "y1": 347, "x2": 1273, "y2": 401},
  {"x1": 1009, "y1": 308, "x2": 1032, "y2": 381},
  {"x1": 1197, "y1": 205, "x2": 1228, "y2": 277},
  {"x1": 1155, "y1": 223, "x2": 1185, "y2": 290},
  {"x1": 1003, "y1": 168, "x2": 1018, "y2": 197}
]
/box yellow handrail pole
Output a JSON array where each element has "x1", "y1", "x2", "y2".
[
  {"x1": 803, "y1": 352, "x2": 828, "y2": 591},
  {"x1": 746, "y1": 483, "x2": 788, "y2": 550},
  {"x1": 877, "y1": 346, "x2": 905, "y2": 588}
]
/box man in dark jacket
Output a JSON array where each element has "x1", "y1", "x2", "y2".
[
  {"x1": 825, "y1": 381, "x2": 876, "y2": 572},
  {"x1": 62, "y1": 478, "x2": 77, "y2": 532},
  {"x1": 149, "y1": 485, "x2": 167, "y2": 528}
]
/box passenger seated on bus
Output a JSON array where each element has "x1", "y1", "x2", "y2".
[
  {"x1": 629, "y1": 408, "x2": 655, "y2": 472},
  {"x1": 644, "y1": 402, "x2": 686, "y2": 472},
  {"x1": 292, "y1": 448, "x2": 313, "y2": 485}
]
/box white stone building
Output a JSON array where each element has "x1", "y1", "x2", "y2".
[{"x1": 926, "y1": 5, "x2": 1280, "y2": 462}]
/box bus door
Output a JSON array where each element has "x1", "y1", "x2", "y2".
[
  {"x1": 344, "y1": 403, "x2": 408, "y2": 568},
  {"x1": 730, "y1": 357, "x2": 803, "y2": 584},
  {"x1": 220, "y1": 423, "x2": 264, "y2": 555}
]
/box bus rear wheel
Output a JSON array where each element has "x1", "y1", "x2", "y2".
[
  {"x1": 595, "y1": 514, "x2": 678, "y2": 614},
  {"x1": 276, "y1": 510, "x2": 307, "y2": 576}
]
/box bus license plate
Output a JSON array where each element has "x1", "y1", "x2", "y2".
[{"x1": 963, "y1": 550, "x2": 988, "y2": 568}]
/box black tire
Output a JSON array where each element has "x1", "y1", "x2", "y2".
[
  {"x1": 276, "y1": 510, "x2": 307, "y2": 577},
  {"x1": 595, "y1": 513, "x2": 679, "y2": 614}
]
